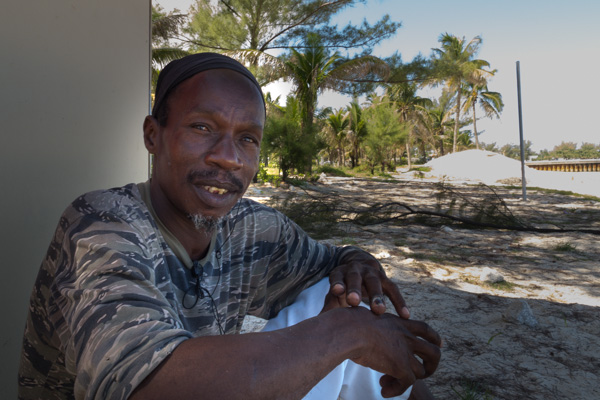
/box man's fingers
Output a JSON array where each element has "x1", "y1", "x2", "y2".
[
  {"x1": 412, "y1": 340, "x2": 442, "y2": 378},
  {"x1": 328, "y1": 269, "x2": 345, "y2": 296},
  {"x1": 340, "y1": 268, "x2": 363, "y2": 306},
  {"x1": 329, "y1": 268, "x2": 361, "y2": 306},
  {"x1": 363, "y1": 272, "x2": 386, "y2": 314},
  {"x1": 320, "y1": 292, "x2": 350, "y2": 313},
  {"x1": 330, "y1": 257, "x2": 411, "y2": 317},
  {"x1": 379, "y1": 374, "x2": 413, "y2": 398},
  {"x1": 329, "y1": 267, "x2": 385, "y2": 310},
  {"x1": 403, "y1": 319, "x2": 443, "y2": 347},
  {"x1": 382, "y1": 278, "x2": 410, "y2": 319},
  {"x1": 409, "y1": 354, "x2": 427, "y2": 380},
  {"x1": 403, "y1": 319, "x2": 443, "y2": 378}
]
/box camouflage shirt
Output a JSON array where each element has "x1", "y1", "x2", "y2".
[{"x1": 19, "y1": 183, "x2": 352, "y2": 400}]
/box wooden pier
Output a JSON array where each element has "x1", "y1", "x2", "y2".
[{"x1": 526, "y1": 160, "x2": 600, "y2": 172}]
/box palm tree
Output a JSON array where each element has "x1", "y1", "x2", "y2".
[
  {"x1": 324, "y1": 108, "x2": 349, "y2": 166},
  {"x1": 462, "y1": 82, "x2": 504, "y2": 149},
  {"x1": 282, "y1": 34, "x2": 388, "y2": 171},
  {"x1": 284, "y1": 34, "x2": 388, "y2": 134},
  {"x1": 284, "y1": 41, "x2": 338, "y2": 136},
  {"x1": 420, "y1": 91, "x2": 455, "y2": 157},
  {"x1": 456, "y1": 130, "x2": 475, "y2": 151},
  {"x1": 431, "y1": 33, "x2": 494, "y2": 153},
  {"x1": 346, "y1": 100, "x2": 369, "y2": 168},
  {"x1": 387, "y1": 82, "x2": 432, "y2": 169},
  {"x1": 151, "y1": 6, "x2": 189, "y2": 90}
]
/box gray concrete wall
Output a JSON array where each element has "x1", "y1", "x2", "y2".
[{"x1": 0, "y1": 1, "x2": 150, "y2": 397}]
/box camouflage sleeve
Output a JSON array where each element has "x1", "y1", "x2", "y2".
[
  {"x1": 52, "y1": 211, "x2": 191, "y2": 400},
  {"x1": 247, "y1": 209, "x2": 351, "y2": 320}
]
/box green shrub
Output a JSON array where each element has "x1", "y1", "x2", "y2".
[
  {"x1": 257, "y1": 163, "x2": 282, "y2": 186},
  {"x1": 409, "y1": 166, "x2": 432, "y2": 173},
  {"x1": 554, "y1": 241, "x2": 577, "y2": 252}
]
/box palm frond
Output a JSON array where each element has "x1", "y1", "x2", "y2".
[
  {"x1": 152, "y1": 12, "x2": 187, "y2": 41},
  {"x1": 151, "y1": 47, "x2": 190, "y2": 69}
]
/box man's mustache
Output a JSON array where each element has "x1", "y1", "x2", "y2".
[{"x1": 187, "y1": 170, "x2": 244, "y2": 191}]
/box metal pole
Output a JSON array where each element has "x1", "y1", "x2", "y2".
[{"x1": 516, "y1": 61, "x2": 527, "y2": 201}]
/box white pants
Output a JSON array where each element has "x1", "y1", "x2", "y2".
[{"x1": 262, "y1": 278, "x2": 411, "y2": 400}]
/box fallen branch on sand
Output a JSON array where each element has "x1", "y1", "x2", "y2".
[{"x1": 267, "y1": 181, "x2": 600, "y2": 236}]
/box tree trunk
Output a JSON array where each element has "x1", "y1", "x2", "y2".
[
  {"x1": 406, "y1": 129, "x2": 412, "y2": 169},
  {"x1": 419, "y1": 141, "x2": 427, "y2": 163},
  {"x1": 453, "y1": 90, "x2": 462, "y2": 153},
  {"x1": 282, "y1": 164, "x2": 289, "y2": 182},
  {"x1": 472, "y1": 101, "x2": 480, "y2": 150}
]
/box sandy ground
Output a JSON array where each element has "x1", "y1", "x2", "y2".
[{"x1": 243, "y1": 150, "x2": 600, "y2": 400}]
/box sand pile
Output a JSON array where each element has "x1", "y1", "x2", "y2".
[
  {"x1": 424, "y1": 149, "x2": 600, "y2": 198},
  {"x1": 426, "y1": 149, "x2": 524, "y2": 185}
]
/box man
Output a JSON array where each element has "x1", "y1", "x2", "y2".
[{"x1": 19, "y1": 53, "x2": 441, "y2": 399}]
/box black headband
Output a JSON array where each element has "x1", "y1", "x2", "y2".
[{"x1": 152, "y1": 52, "x2": 265, "y2": 118}]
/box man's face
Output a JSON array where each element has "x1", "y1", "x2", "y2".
[{"x1": 147, "y1": 69, "x2": 265, "y2": 227}]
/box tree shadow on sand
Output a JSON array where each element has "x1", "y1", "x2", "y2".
[{"x1": 264, "y1": 178, "x2": 600, "y2": 399}]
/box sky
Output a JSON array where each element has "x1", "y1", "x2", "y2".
[{"x1": 156, "y1": 0, "x2": 600, "y2": 152}]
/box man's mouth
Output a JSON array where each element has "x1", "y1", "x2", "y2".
[
  {"x1": 204, "y1": 185, "x2": 229, "y2": 195},
  {"x1": 188, "y1": 170, "x2": 244, "y2": 195}
]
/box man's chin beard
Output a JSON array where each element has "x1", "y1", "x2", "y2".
[{"x1": 187, "y1": 213, "x2": 222, "y2": 232}]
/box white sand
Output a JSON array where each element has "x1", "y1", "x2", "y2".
[{"x1": 424, "y1": 149, "x2": 600, "y2": 198}]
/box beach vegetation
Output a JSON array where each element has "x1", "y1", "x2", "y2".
[
  {"x1": 554, "y1": 241, "x2": 577, "y2": 252},
  {"x1": 431, "y1": 34, "x2": 497, "y2": 153}
]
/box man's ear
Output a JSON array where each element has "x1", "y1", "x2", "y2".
[{"x1": 143, "y1": 115, "x2": 161, "y2": 154}]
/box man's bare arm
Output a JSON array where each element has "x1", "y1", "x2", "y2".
[{"x1": 130, "y1": 307, "x2": 441, "y2": 400}]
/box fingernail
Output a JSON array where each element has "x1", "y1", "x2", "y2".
[
  {"x1": 402, "y1": 307, "x2": 410, "y2": 318},
  {"x1": 347, "y1": 291, "x2": 360, "y2": 302}
]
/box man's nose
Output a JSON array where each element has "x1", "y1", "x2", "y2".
[{"x1": 205, "y1": 134, "x2": 243, "y2": 170}]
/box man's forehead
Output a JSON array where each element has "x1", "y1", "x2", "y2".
[{"x1": 171, "y1": 70, "x2": 266, "y2": 125}]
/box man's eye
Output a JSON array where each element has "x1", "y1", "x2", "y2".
[
  {"x1": 192, "y1": 124, "x2": 209, "y2": 131},
  {"x1": 242, "y1": 136, "x2": 258, "y2": 144}
]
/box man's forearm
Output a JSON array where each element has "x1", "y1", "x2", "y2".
[{"x1": 129, "y1": 308, "x2": 363, "y2": 400}]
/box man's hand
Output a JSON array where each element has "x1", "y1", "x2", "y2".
[
  {"x1": 329, "y1": 248, "x2": 410, "y2": 318},
  {"x1": 347, "y1": 308, "x2": 442, "y2": 398}
]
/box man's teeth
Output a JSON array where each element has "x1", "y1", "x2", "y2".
[{"x1": 204, "y1": 186, "x2": 228, "y2": 195}]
